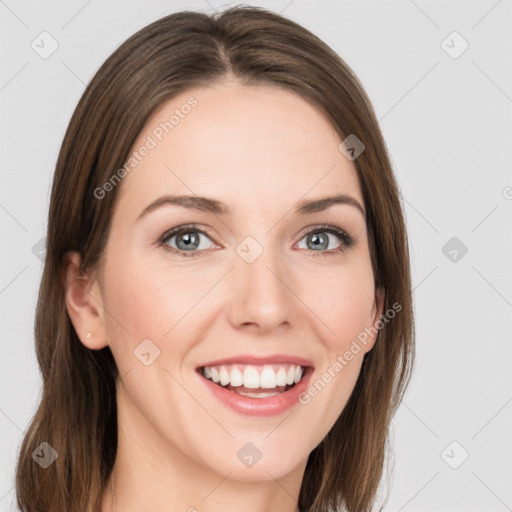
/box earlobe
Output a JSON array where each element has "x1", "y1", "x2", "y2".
[
  {"x1": 372, "y1": 287, "x2": 385, "y2": 325},
  {"x1": 63, "y1": 251, "x2": 109, "y2": 350},
  {"x1": 364, "y1": 287, "x2": 385, "y2": 354}
]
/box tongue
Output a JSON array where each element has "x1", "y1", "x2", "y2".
[{"x1": 224, "y1": 383, "x2": 291, "y2": 394}]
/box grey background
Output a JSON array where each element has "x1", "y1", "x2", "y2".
[{"x1": 1, "y1": 0, "x2": 511, "y2": 510}]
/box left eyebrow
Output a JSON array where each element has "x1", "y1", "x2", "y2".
[
  {"x1": 135, "y1": 193, "x2": 365, "y2": 222},
  {"x1": 295, "y1": 194, "x2": 365, "y2": 218}
]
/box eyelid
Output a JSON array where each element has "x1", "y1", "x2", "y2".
[
  {"x1": 158, "y1": 223, "x2": 220, "y2": 249},
  {"x1": 158, "y1": 222, "x2": 356, "y2": 257},
  {"x1": 296, "y1": 222, "x2": 350, "y2": 239},
  {"x1": 294, "y1": 223, "x2": 356, "y2": 255}
]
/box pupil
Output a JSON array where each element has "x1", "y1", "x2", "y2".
[
  {"x1": 178, "y1": 232, "x2": 198, "y2": 250},
  {"x1": 310, "y1": 232, "x2": 327, "y2": 250}
]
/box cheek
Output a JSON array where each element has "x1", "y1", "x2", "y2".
[
  {"x1": 299, "y1": 256, "x2": 376, "y2": 343},
  {"x1": 294, "y1": 257, "x2": 376, "y2": 440},
  {"x1": 99, "y1": 254, "x2": 172, "y2": 368},
  {"x1": 102, "y1": 253, "x2": 197, "y2": 334},
  {"x1": 100, "y1": 252, "x2": 221, "y2": 375}
]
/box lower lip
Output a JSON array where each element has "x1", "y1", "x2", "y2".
[{"x1": 198, "y1": 367, "x2": 313, "y2": 417}]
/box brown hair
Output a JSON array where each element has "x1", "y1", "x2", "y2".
[{"x1": 15, "y1": 6, "x2": 414, "y2": 512}]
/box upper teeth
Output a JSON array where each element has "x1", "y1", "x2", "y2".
[{"x1": 202, "y1": 364, "x2": 304, "y2": 389}]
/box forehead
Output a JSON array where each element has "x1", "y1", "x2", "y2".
[{"x1": 115, "y1": 82, "x2": 362, "y2": 218}]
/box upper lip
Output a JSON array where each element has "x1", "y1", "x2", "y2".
[{"x1": 196, "y1": 354, "x2": 314, "y2": 369}]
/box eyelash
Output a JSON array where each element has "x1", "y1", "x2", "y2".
[{"x1": 158, "y1": 223, "x2": 356, "y2": 258}]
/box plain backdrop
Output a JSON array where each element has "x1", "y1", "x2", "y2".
[{"x1": 1, "y1": 1, "x2": 511, "y2": 511}]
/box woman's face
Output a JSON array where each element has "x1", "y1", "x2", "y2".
[{"x1": 88, "y1": 81, "x2": 382, "y2": 481}]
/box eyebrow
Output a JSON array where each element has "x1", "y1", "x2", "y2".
[{"x1": 136, "y1": 193, "x2": 366, "y2": 221}]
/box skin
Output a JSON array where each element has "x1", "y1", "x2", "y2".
[{"x1": 64, "y1": 79, "x2": 383, "y2": 512}]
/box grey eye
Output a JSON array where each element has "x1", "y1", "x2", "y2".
[
  {"x1": 297, "y1": 231, "x2": 342, "y2": 252},
  {"x1": 164, "y1": 230, "x2": 213, "y2": 252}
]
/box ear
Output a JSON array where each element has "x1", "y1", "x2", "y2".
[
  {"x1": 363, "y1": 287, "x2": 385, "y2": 354},
  {"x1": 62, "y1": 251, "x2": 109, "y2": 350}
]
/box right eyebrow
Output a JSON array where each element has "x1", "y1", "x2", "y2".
[
  {"x1": 135, "y1": 192, "x2": 366, "y2": 223},
  {"x1": 136, "y1": 194, "x2": 229, "y2": 222}
]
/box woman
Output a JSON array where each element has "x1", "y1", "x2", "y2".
[{"x1": 15, "y1": 6, "x2": 415, "y2": 512}]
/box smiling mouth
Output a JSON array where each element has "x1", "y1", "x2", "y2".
[{"x1": 197, "y1": 363, "x2": 308, "y2": 398}]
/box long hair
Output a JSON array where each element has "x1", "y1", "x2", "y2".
[{"x1": 15, "y1": 6, "x2": 414, "y2": 511}]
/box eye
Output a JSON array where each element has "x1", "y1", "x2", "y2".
[
  {"x1": 295, "y1": 224, "x2": 356, "y2": 256},
  {"x1": 158, "y1": 223, "x2": 356, "y2": 258},
  {"x1": 159, "y1": 224, "x2": 217, "y2": 258}
]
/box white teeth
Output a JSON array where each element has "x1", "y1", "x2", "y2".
[
  {"x1": 286, "y1": 366, "x2": 295, "y2": 385},
  {"x1": 219, "y1": 366, "x2": 230, "y2": 386},
  {"x1": 210, "y1": 367, "x2": 220, "y2": 383},
  {"x1": 201, "y1": 363, "x2": 307, "y2": 390},
  {"x1": 229, "y1": 366, "x2": 243, "y2": 387},
  {"x1": 260, "y1": 366, "x2": 277, "y2": 389},
  {"x1": 243, "y1": 366, "x2": 260, "y2": 389},
  {"x1": 276, "y1": 366, "x2": 287, "y2": 386}
]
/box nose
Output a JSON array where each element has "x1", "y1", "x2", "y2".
[{"x1": 227, "y1": 242, "x2": 297, "y2": 334}]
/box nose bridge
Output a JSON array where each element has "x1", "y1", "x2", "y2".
[{"x1": 228, "y1": 233, "x2": 295, "y2": 331}]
